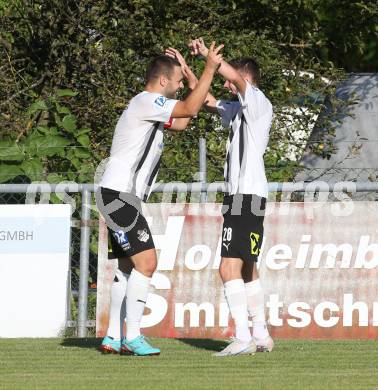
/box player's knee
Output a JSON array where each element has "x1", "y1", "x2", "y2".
[
  {"x1": 219, "y1": 258, "x2": 244, "y2": 282},
  {"x1": 136, "y1": 257, "x2": 157, "y2": 277},
  {"x1": 145, "y1": 260, "x2": 157, "y2": 276},
  {"x1": 219, "y1": 260, "x2": 232, "y2": 281},
  {"x1": 219, "y1": 261, "x2": 227, "y2": 276}
]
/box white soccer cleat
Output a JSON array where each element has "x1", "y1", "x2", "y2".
[
  {"x1": 213, "y1": 338, "x2": 257, "y2": 357},
  {"x1": 253, "y1": 336, "x2": 274, "y2": 352}
]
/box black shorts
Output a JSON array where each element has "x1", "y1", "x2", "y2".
[
  {"x1": 221, "y1": 194, "x2": 266, "y2": 262},
  {"x1": 97, "y1": 187, "x2": 155, "y2": 258}
]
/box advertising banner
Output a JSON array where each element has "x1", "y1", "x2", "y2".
[
  {"x1": 0, "y1": 204, "x2": 71, "y2": 337},
  {"x1": 97, "y1": 202, "x2": 378, "y2": 339}
]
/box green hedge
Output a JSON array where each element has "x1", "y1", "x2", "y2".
[{"x1": 1, "y1": 0, "x2": 371, "y2": 185}]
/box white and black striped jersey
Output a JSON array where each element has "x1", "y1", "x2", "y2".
[
  {"x1": 99, "y1": 91, "x2": 178, "y2": 201},
  {"x1": 216, "y1": 82, "x2": 273, "y2": 198}
]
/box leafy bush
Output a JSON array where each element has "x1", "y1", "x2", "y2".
[
  {"x1": 1, "y1": 0, "x2": 371, "y2": 184},
  {"x1": 0, "y1": 89, "x2": 95, "y2": 183}
]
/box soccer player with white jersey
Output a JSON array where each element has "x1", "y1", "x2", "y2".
[
  {"x1": 189, "y1": 38, "x2": 274, "y2": 356},
  {"x1": 96, "y1": 43, "x2": 223, "y2": 356}
]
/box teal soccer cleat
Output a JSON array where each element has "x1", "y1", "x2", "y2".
[
  {"x1": 121, "y1": 335, "x2": 160, "y2": 356},
  {"x1": 100, "y1": 336, "x2": 121, "y2": 354}
]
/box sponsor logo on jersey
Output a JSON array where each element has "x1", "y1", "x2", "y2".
[
  {"x1": 250, "y1": 232, "x2": 261, "y2": 255},
  {"x1": 137, "y1": 229, "x2": 150, "y2": 242},
  {"x1": 154, "y1": 96, "x2": 167, "y2": 107}
]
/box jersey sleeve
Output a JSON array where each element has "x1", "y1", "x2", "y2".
[
  {"x1": 164, "y1": 117, "x2": 173, "y2": 129},
  {"x1": 237, "y1": 82, "x2": 272, "y2": 121},
  {"x1": 140, "y1": 94, "x2": 179, "y2": 123},
  {"x1": 216, "y1": 100, "x2": 241, "y2": 128}
]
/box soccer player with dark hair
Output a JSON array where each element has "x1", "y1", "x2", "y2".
[
  {"x1": 189, "y1": 38, "x2": 274, "y2": 356},
  {"x1": 96, "y1": 42, "x2": 223, "y2": 356}
]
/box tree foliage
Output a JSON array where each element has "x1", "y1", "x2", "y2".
[{"x1": 1, "y1": 0, "x2": 373, "y2": 185}]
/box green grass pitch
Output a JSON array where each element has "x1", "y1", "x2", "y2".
[{"x1": 0, "y1": 338, "x2": 377, "y2": 389}]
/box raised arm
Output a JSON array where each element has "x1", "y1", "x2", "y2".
[
  {"x1": 165, "y1": 47, "x2": 219, "y2": 123},
  {"x1": 189, "y1": 38, "x2": 247, "y2": 96},
  {"x1": 170, "y1": 42, "x2": 223, "y2": 118},
  {"x1": 164, "y1": 47, "x2": 196, "y2": 131}
]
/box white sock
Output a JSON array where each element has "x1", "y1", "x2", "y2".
[
  {"x1": 224, "y1": 279, "x2": 252, "y2": 342},
  {"x1": 126, "y1": 269, "x2": 151, "y2": 341},
  {"x1": 106, "y1": 269, "x2": 129, "y2": 340},
  {"x1": 245, "y1": 279, "x2": 269, "y2": 340}
]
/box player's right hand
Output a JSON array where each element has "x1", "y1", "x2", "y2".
[{"x1": 205, "y1": 42, "x2": 224, "y2": 71}]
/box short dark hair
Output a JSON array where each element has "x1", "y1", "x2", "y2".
[
  {"x1": 146, "y1": 55, "x2": 181, "y2": 83},
  {"x1": 229, "y1": 58, "x2": 261, "y2": 86}
]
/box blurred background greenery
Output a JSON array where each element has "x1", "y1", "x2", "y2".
[{"x1": 1, "y1": 0, "x2": 377, "y2": 185}]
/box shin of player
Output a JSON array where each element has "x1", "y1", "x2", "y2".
[
  {"x1": 189, "y1": 38, "x2": 274, "y2": 356},
  {"x1": 100, "y1": 258, "x2": 133, "y2": 354}
]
